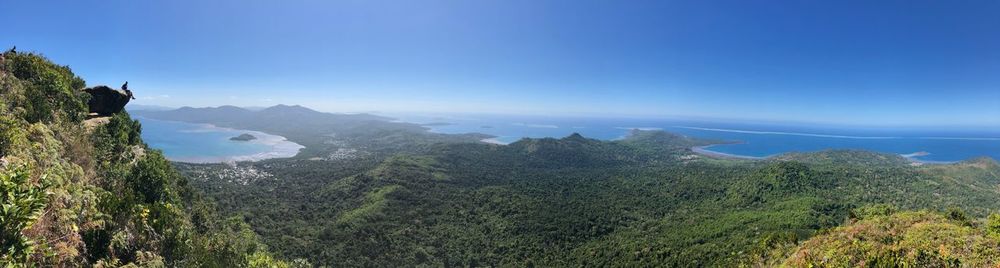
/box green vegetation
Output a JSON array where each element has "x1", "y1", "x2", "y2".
[
  {"x1": 133, "y1": 104, "x2": 490, "y2": 159},
  {"x1": 166, "y1": 105, "x2": 1000, "y2": 267},
  {"x1": 0, "y1": 51, "x2": 303, "y2": 266},
  {"x1": 9, "y1": 49, "x2": 1000, "y2": 267},
  {"x1": 770, "y1": 206, "x2": 1000, "y2": 267},
  {"x1": 230, "y1": 133, "x2": 257, "y2": 141},
  {"x1": 0, "y1": 166, "x2": 48, "y2": 264}
]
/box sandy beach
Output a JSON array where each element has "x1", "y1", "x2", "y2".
[
  {"x1": 901, "y1": 152, "x2": 954, "y2": 165},
  {"x1": 176, "y1": 128, "x2": 303, "y2": 163},
  {"x1": 480, "y1": 137, "x2": 509, "y2": 145},
  {"x1": 139, "y1": 117, "x2": 305, "y2": 164},
  {"x1": 691, "y1": 145, "x2": 768, "y2": 160}
]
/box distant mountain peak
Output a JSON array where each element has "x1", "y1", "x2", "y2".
[
  {"x1": 262, "y1": 104, "x2": 316, "y2": 112},
  {"x1": 564, "y1": 132, "x2": 586, "y2": 140},
  {"x1": 271, "y1": 104, "x2": 303, "y2": 108},
  {"x1": 214, "y1": 105, "x2": 250, "y2": 112}
]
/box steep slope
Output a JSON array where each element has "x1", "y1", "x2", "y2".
[{"x1": 0, "y1": 50, "x2": 303, "y2": 266}]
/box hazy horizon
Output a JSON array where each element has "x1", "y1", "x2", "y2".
[
  {"x1": 4, "y1": 0, "x2": 999, "y2": 126},
  {"x1": 129, "y1": 103, "x2": 1000, "y2": 131},
  {"x1": 8, "y1": 3, "x2": 1000, "y2": 266}
]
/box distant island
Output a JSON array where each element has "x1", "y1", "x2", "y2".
[
  {"x1": 229, "y1": 133, "x2": 257, "y2": 141},
  {"x1": 420, "y1": 122, "x2": 453, "y2": 126}
]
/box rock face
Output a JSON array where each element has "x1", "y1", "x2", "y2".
[{"x1": 83, "y1": 85, "x2": 131, "y2": 116}]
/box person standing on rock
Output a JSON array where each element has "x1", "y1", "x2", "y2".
[{"x1": 122, "y1": 81, "x2": 135, "y2": 100}]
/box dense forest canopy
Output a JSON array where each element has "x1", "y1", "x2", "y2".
[
  {"x1": 6, "y1": 50, "x2": 1000, "y2": 267},
  {"x1": 147, "y1": 100, "x2": 1000, "y2": 266}
]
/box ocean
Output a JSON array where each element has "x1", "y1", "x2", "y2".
[
  {"x1": 136, "y1": 117, "x2": 303, "y2": 163},
  {"x1": 388, "y1": 113, "x2": 1000, "y2": 163},
  {"x1": 136, "y1": 112, "x2": 1000, "y2": 163}
]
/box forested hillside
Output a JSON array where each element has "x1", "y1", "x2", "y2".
[
  {"x1": 0, "y1": 51, "x2": 303, "y2": 266},
  {"x1": 166, "y1": 102, "x2": 1000, "y2": 267},
  {"x1": 9, "y1": 49, "x2": 1000, "y2": 267}
]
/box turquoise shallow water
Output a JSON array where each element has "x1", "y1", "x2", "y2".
[
  {"x1": 389, "y1": 113, "x2": 1000, "y2": 162},
  {"x1": 137, "y1": 112, "x2": 1000, "y2": 163},
  {"x1": 136, "y1": 117, "x2": 303, "y2": 163}
]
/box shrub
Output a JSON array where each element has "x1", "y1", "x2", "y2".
[
  {"x1": 0, "y1": 165, "x2": 50, "y2": 263},
  {"x1": 4, "y1": 52, "x2": 87, "y2": 123}
]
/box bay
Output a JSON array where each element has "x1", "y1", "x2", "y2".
[
  {"x1": 391, "y1": 113, "x2": 1000, "y2": 163},
  {"x1": 136, "y1": 117, "x2": 304, "y2": 163}
]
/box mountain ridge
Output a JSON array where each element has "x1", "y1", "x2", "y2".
[
  {"x1": 10, "y1": 49, "x2": 1000, "y2": 266},
  {"x1": 148, "y1": 104, "x2": 392, "y2": 122}
]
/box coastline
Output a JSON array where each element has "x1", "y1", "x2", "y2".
[
  {"x1": 384, "y1": 115, "x2": 998, "y2": 163},
  {"x1": 902, "y1": 155, "x2": 954, "y2": 165},
  {"x1": 691, "y1": 145, "x2": 957, "y2": 165},
  {"x1": 136, "y1": 117, "x2": 305, "y2": 164}
]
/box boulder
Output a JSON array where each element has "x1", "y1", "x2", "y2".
[{"x1": 83, "y1": 85, "x2": 131, "y2": 116}]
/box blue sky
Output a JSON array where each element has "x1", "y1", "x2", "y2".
[{"x1": 2, "y1": 0, "x2": 999, "y2": 126}]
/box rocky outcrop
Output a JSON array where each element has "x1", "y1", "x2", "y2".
[
  {"x1": 83, "y1": 85, "x2": 131, "y2": 116},
  {"x1": 230, "y1": 133, "x2": 257, "y2": 141}
]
